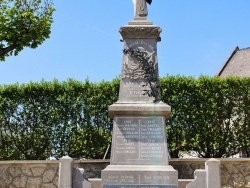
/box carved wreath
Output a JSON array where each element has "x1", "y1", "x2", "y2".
[{"x1": 123, "y1": 47, "x2": 160, "y2": 102}]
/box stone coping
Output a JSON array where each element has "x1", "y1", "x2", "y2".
[
  {"x1": 170, "y1": 158, "x2": 250, "y2": 163},
  {"x1": 0, "y1": 158, "x2": 248, "y2": 164},
  {"x1": 0, "y1": 160, "x2": 59, "y2": 164},
  {"x1": 74, "y1": 159, "x2": 110, "y2": 164},
  {"x1": 73, "y1": 158, "x2": 250, "y2": 164}
]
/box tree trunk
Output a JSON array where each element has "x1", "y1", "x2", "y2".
[{"x1": 0, "y1": 45, "x2": 17, "y2": 57}]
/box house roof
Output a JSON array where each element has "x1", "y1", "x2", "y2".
[{"x1": 217, "y1": 46, "x2": 250, "y2": 77}]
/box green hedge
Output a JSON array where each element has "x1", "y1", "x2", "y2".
[
  {"x1": 0, "y1": 76, "x2": 249, "y2": 160},
  {"x1": 161, "y1": 76, "x2": 250, "y2": 158},
  {"x1": 0, "y1": 79, "x2": 119, "y2": 160}
]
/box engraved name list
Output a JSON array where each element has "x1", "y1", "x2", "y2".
[{"x1": 111, "y1": 117, "x2": 168, "y2": 165}]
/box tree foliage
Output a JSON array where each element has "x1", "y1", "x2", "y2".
[
  {"x1": 0, "y1": 0, "x2": 55, "y2": 61},
  {"x1": 0, "y1": 76, "x2": 249, "y2": 160}
]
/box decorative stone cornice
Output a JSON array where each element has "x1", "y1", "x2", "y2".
[
  {"x1": 108, "y1": 103, "x2": 171, "y2": 118},
  {"x1": 119, "y1": 26, "x2": 161, "y2": 41}
]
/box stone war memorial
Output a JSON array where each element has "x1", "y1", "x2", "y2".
[
  {"x1": 101, "y1": 0, "x2": 179, "y2": 188},
  {"x1": 0, "y1": 1, "x2": 239, "y2": 188},
  {"x1": 0, "y1": 1, "x2": 228, "y2": 188}
]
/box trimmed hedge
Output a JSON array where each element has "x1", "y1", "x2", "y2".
[
  {"x1": 0, "y1": 79, "x2": 119, "y2": 160},
  {"x1": 161, "y1": 76, "x2": 250, "y2": 158},
  {"x1": 0, "y1": 76, "x2": 249, "y2": 160}
]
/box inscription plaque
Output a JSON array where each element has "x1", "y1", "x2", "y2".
[
  {"x1": 111, "y1": 117, "x2": 168, "y2": 165},
  {"x1": 119, "y1": 79, "x2": 154, "y2": 102},
  {"x1": 102, "y1": 166, "x2": 178, "y2": 187}
]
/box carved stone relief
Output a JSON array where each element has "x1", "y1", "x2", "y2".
[{"x1": 122, "y1": 47, "x2": 160, "y2": 102}]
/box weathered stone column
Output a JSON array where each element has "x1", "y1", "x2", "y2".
[
  {"x1": 59, "y1": 156, "x2": 74, "y2": 188},
  {"x1": 101, "y1": 3, "x2": 178, "y2": 188},
  {"x1": 206, "y1": 158, "x2": 221, "y2": 188}
]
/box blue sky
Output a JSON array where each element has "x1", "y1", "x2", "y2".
[{"x1": 1, "y1": 0, "x2": 250, "y2": 85}]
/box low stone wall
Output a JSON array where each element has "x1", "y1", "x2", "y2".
[
  {"x1": 0, "y1": 159, "x2": 249, "y2": 187},
  {"x1": 220, "y1": 159, "x2": 250, "y2": 187},
  {"x1": 170, "y1": 159, "x2": 206, "y2": 179},
  {"x1": 0, "y1": 161, "x2": 59, "y2": 188},
  {"x1": 74, "y1": 159, "x2": 110, "y2": 179},
  {"x1": 171, "y1": 158, "x2": 250, "y2": 187}
]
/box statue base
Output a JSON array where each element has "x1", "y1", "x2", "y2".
[{"x1": 129, "y1": 18, "x2": 153, "y2": 25}]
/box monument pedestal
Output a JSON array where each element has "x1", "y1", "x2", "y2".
[
  {"x1": 102, "y1": 102, "x2": 178, "y2": 188},
  {"x1": 102, "y1": 165, "x2": 178, "y2": 188},
  {"x1": 102, "y1": 6, "x2": 178, "y2": 187}
]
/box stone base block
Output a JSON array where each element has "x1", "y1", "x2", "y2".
[
  {"x1": 128, "y1": 19, "x2": 153, "y2": 25},
  {"x1": 101, "y1": 165, "x2": 178, "y2": 188},
  {"x1": 178, "y1": 180, "x2": 192, "y2": 188},
  {"x1": 186, "y1": 170, "x2": 206, "y2": 188},
  {"x1": 89, "y1": 178, "x2": 102, "y2": 188}
]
